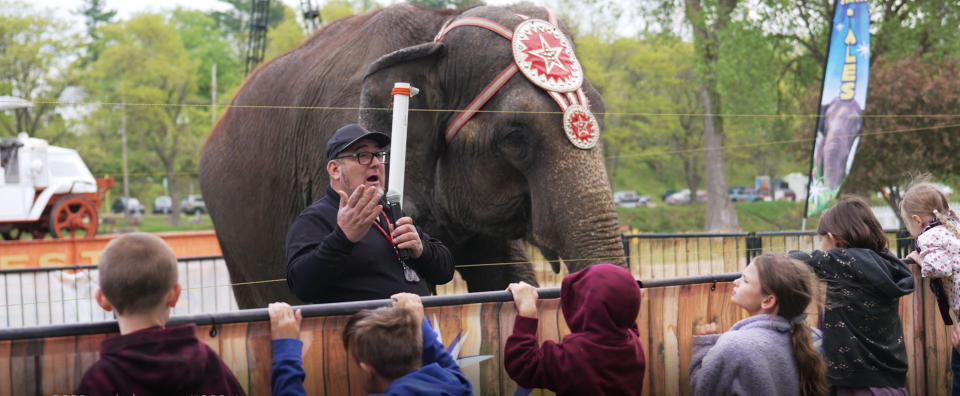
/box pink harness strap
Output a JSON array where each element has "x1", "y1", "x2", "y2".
[{"x1": 437, "y1": 7, "x2": 589, "y2": 144}]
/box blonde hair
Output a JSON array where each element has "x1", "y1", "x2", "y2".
[{"x1": 901, "y1": 174, "x2": 960, "y2": 238}]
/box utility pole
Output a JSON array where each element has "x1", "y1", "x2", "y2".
[
  {"x1": 211, "y1": 63, "x2": 217, "y2": 125},
  {"x1": 120, "y1": 102, "x2": 130, "y2": 222}
]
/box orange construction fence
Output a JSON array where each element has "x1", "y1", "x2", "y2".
[{"x1": 0, "y1": 231, "x2": 221, "y2": 269}]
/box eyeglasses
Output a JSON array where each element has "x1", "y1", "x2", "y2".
[{"x1": 336, "y1": 151, "x2": 389, "y2": 165}]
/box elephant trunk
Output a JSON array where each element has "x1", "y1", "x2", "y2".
[{"x1": 530, "y1": 149, "x2": 626, "y2": 273}]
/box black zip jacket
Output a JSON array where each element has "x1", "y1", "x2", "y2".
[
  {"x1": 789, "y1": 248, "x2": 915, "y2": 388},
  {"x1": 285, "y1": 186, "x2": 456, "y2": 303}
]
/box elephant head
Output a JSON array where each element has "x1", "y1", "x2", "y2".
[
  {"x1": 816, "y1": 98, "x2": 863, "y2": 190},
  {"x1": 358, "y1": 5, "x2": 625, "y2": 281}
]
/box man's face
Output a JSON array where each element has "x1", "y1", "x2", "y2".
[{"x1": 330, "y1": 139, "x2": 385, "y2": 195}]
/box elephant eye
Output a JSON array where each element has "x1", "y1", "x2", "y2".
[{"x1": 503, "y1": 130, "x2": 525, "y2": 145}]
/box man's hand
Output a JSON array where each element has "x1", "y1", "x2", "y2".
[
  {"x1": 694, "y1": 322, "x2": 720, "y2": 336},
  {"x1": 392, "y1": 293, "x2": 424, "y2": 323},
  {"x1": 337, "y1": 186, "x2": 382, "y2": 243},
  {"x1": 268, "y1": 302, "x2": 303, "y2": 340},
  {"x1": 389, "y1": 217, "x2": 423, "y2": 259},
  {"x1": 507, "y1": 282, "x2": 539, "y2": 319}
]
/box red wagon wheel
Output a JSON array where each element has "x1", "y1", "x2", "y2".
[{"x1": 49, "y1": 195, "x2": 98, "y2": 238}]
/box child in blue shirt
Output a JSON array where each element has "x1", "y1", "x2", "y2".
[{"x1": 268, "y1": 293, "x2": 472, "y2": 396}]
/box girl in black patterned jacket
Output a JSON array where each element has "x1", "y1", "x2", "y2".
[{"x1": 789, "y1": 196, "x2": 915, "y2": 396}]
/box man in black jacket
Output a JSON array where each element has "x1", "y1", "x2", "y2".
[{"x1": 285, "y1": 124, "x2": 456, "y2": 304}]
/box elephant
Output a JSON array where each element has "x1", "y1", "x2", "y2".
[
  {"x1": 815, "y1": 98, "x2": 863, "y2": 190},
  {"x1": 199, "y1": 4, "x2": 626, "y2": 309}
]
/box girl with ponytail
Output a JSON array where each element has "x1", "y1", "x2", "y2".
[
  {"x1": 689, "y1": 253, "x2": 828, "y2": 396},
  {"x1": 900, "y1": 174, "x2": 960, "y2": 395}
]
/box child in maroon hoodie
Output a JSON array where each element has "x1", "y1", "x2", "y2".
[
  {"x1": 76, "y1": 233, "x2": 246, "y2": 396},
  {"x1": 504, "y1": 263, "x2": 646, "y2": 395}
]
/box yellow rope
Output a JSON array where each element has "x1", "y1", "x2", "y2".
[{"x1": 5, "y1": 99, "x2": 960, "y2": 118}]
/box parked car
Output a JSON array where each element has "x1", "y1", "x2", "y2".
[
  {"x1": 661, "y1": 189, "x2": 677, "y2": 202},
  {"x1": 665, "y1": 189, "x2": 707, "y2": 205},
  {"x1": 111, "y1": 197, "x2": 144, "y2": 214},
  {"x1": 181, "y1": 195, "x2": 206, "y2": 214},
  {"x1": 153, "y1": 196, "x2": 172, "y2": 214},
  {"x1": 613, "y1": 191, "x2": 653, "y2": 208},
  {"x1": 728, "y1": 187, "x2": 757, "y2": 203}
]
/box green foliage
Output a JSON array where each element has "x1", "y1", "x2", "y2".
[
  {"x1": 843, "y1": 53, "x2": 960, "y2": 220},
  {"x1": 264, "y1": 6, "x2": 306, "y2": 60},
  {"x1": 171, "y1": 8, "x2": 243, "y2": 102},
  {"x1": 72, "y1": 0, "x2": 116, "y2": 63},
  {"x1": 618, "y1": 201, "x2": 811, "y2": 232},
  {"x1": 406, "y1": 0, "x2": 474, "y2": 9},
  {"x1": 0, "y1": 1, "x2": 81, "y2": 141},
  {"x1": 318, "y1": 0, "x2": 379, "y2": 24}
]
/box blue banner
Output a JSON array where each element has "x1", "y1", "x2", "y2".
[{"x1": 805, "y1": 0, "x2": 871, "y2": 217}]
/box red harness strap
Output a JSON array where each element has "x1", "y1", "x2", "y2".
[{"x1": 436, "y1": 7, "x2": 590, "y2": 145}]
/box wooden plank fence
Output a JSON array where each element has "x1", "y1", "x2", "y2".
[{"x1": 0, "y1": 266, "x2": 952, "y2": 396}]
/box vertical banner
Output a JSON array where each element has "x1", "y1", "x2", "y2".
[{"x1": 804, "y1": 0, "x2": 871, "y2": 217}]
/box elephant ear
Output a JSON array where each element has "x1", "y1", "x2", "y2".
[{"x1": 359, "y1": 42, "x2": 446, "y2": 147}]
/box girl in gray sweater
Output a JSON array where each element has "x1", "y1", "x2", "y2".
[{"x1": 689, "y1": 254, "x2": 828, "y2": 396}]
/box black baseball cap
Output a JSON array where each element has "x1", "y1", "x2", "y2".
[{"x1": 325, "y1": 124, "x2": 391, "y2": 162}]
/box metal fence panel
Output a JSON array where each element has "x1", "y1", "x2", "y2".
[{"x1": 0, "y1": 257, "x2": 237, "y2": 328}]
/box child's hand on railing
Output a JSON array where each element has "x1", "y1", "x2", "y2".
[
  {"x1": 507, "y1": 282, "x2": 539, "y2": 319},
  {"x1": 694, "y1": 322, "x2": 720, "y2": 336},
  {"x1": 906, "y1": 250, "x2": 920, "y2": 264},
  {"x1": 268, "y1": 302, "x2": 303, "y2": 340},
  {"x1": 392, "y1": 292, "x2": 425, "y2": 323}
]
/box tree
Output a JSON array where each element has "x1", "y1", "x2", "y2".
[
  {"x1": 85, "y1": 14, "x2": 203, "y2": 225},
  {"x1": 679, "y1": 0, "x2": 740, "y2": 230},
  {"x1": 72, "y1": 0, "x2": 116, "y2": 63},
  {"x1": 406, "y1": 0, "x2": 474, "y2": 9},
  {"x1": 0, "y1": 1, "x2": 80, "y2": 142},
  {"x1": 171, "y1": 8, "x2": 244, "y2": 102},
  {"x1": 263, "y1": 6, "x2": 306, "y2": 61},
  {"x1": 578, "y1": 34, "x2": 711, "y2": 202},
  {"x1": 841, "y1": 53, "x2": 960, "y2": 227}
]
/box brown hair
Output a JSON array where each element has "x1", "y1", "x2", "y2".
[
  {"x1": 753, "y1": 254, "x2": 828, "y2": 396},
  {"x1": 98, "y1": 233, "x2": 178, "y2": 315},
  {"x1": 901, "y1": 174, "x2": 960, "y2": 238},
  {"x1": 341, "y1": 307, "x2": 422, "y2": 379},
  {"x1": 816, "y1": 195, "x2": 889, "y2": 252}
]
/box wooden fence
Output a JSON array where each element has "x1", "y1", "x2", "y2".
[{"x1": 0, "y1": 266, "x2": 952, "y2": 396}]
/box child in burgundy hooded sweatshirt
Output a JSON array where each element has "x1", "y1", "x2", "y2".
[
  {"x1": 76, "y1": 233, "x2": 245, "y2": 396},
  {"x1": 504, "y1": 263, "x2": 646, "y2": 395}
]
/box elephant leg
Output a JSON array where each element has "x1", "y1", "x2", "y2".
[
  {"x1": 223, "y1": 244, "x2": 302, "y2": 309},
  {"x1": 222, "y1": 246, "x2": 262, "y2": 309},
  {"x1": 453, "y1": 236, "x2": 538, "y2": 292}
]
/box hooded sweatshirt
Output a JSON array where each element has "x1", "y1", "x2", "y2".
[
  {"x1": 271, "y1": 318, "x2": 472, "y2": 396},
  {"x1": 689, "y1": 314, "x2": 800, "y2": 396},
  {"x1": 76, "y1": 324, "x2": 246, "y2": 396},
  {"x1": 789, "y1": 248, "x2": 915, "y2": 388},
  {"x1": 503, "y1": 264, "x2": 646, "y2": 396}
]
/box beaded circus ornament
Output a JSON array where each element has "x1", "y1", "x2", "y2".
[{"x1": 434, "y1": 7, "x2": 599, "y2": 149}]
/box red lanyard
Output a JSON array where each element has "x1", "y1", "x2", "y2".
[{"x1": 372, "y1": 210, "x2": 401, "y2": 260}]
